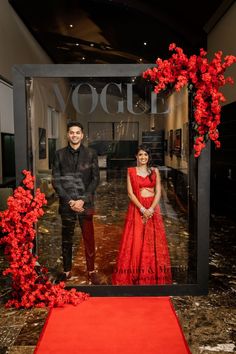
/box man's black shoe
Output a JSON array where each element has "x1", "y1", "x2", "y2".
[{"x1": 55, "y1": 271, "x2": 72, "y2": 284}]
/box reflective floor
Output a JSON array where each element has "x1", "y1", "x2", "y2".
[
  {"x1": 36, "y1": 170, "x2": 191, "y2": 285},
  {"x1": 0, "y1": 173, "x2": 235, "y2": 353}
]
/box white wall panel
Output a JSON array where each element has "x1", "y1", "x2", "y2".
[{"x1": 0, "y1": 80, "x2": 14, "y2": 134}]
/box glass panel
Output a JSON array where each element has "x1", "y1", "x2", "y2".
[{"x1": 25, "y1": 76, "x2": 196, "y2": 286}]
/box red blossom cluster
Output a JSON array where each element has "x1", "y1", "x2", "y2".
[
  {"x1": 0, "y1": 170, "x2": 89, "y2": 308},
  {"x1": 143, "y1": 43, "x2": 236, "y2": 157}
]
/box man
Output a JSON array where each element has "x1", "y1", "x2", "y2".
[{"x1": 52, "y1": 121, "x2": 100, "y2": 284}]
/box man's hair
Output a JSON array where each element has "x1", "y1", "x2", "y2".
[{"x1": 67, "y1": 121, "x2": 84, "y2": 132}]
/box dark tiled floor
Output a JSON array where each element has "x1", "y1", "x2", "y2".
[
  {"x1": 36, "y1": 173, "x2": 191, "y2": 286},
  {"x1": 0, "y1": 173, "x2": 235, "y2": 353},
  {"x1": 172, "y1": 215, "x2": 236, "y2": 354}
]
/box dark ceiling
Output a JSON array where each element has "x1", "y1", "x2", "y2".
[{"x1": 9, "y1": 0, "x2": 231, "y2": 64}]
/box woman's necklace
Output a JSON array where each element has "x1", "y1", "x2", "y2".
[{"x1": 137, "y1": 166, "x2": 149, "y2": 177}]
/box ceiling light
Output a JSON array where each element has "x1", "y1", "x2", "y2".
[
  {"x1": 90, "y1": 43, "x2": 94, "y2": 47},
  {"x1": 139, "y1": 58, "x2": 143, "y2": 62},
  {"x1": 144, "y1": 42, "x2": 147, "y2": 46},
  {"x1": 76, "y1": 43, "x2": 79, "y2": 46},
  {"x1": 69, "y1": 24, "x2": 73, "y2": 28},
  {"x1": 82, "y1": 57, "x2": 85, "y2": 60}
]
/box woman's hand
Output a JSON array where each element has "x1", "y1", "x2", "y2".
[
  {"x1": 140, "y1": 206, "x2": 154, "y2": 223},
  {"x1": 143, "y1": 208, "x2": 154, "y2": 219}
]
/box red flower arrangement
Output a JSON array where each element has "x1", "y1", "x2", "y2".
[
  {"x1": 0, "y1": 170, "x2": 89, "y2": 308},
  {"x1": 143, "y1": 43, "x2": 236, "y2": 157}
]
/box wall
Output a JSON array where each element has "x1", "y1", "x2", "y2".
[
  {"x1": 0, "y1": 79, "x2": 14, "y2": 183},
  {"x1": 161, "y1": 88, "x2": 188, "y2": 172},
  {"x1": 207, "y1": 1, "x2": 236, "y2": 105},
  {"x1": 0, "y1": 0, "x2": 52, "y2": 82},
  {"x1": 74, "y1": 92, "x2": 150, "y2": 146},
  {"x1": 207, "y1": 1, "x2": 236, "y2": 216},
  {"x1": 0, "y1": 0, "x2": 53, "y2": 184},
  {"x1": 0, "y1": 79, "x2": 14, "y2": 134},
  {"x1": 30, "y1": 78, "x2": 75, "y2": 173}
]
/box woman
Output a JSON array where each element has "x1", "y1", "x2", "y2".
[{"x1": 112, "y1": 145, "x2": 172, "y2": 285}]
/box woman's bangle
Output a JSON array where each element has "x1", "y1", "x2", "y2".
[{"x1": 140, "y1": 206, "x2": 146, "y2": 214}]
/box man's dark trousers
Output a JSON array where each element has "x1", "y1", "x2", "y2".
[{"x1": 61, "y1": 213, "x2": 95, "y2": 272}]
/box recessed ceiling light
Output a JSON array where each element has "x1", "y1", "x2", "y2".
[
  {"x1": 69, "y1": 24, "x2": 73, "y2": 28},
  {"x1": 144, "y1": 42, "x2": 147, "y2": 46},
  {"x1": 139, "y1": 58, "x2": 143, "y2": 62},
  {"x1": 90, "y1": 43, "x2": 94, "y2": 47},
  {"x1": 76, "y1": 43, "x2": 79, "y2": 46},
  {"x1": 82, "y1": 57, "x2": 85, "y2": 60}
]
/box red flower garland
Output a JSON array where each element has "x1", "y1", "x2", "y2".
[
  {"x1": 0, "y1": 170, "x2": 89, "y2": 308},
  {"x1": 143, "y1": 43, "x2": 236, "y2": 157}
]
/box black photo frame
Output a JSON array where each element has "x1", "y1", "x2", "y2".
[{"x1": 12, "y1": 64, "x2": 210, "y2": 296}]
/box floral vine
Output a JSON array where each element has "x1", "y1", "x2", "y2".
[
  {"x1": 0, "y1": 170, "x2": 89, "y2": 308},
  {"x1": 143, "y1": 43, "x2": 236, "y2": 157}
]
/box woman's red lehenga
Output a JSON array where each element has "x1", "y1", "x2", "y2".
[{"x1": 112, "y1": 167, "x2": 172, "y2": 285}]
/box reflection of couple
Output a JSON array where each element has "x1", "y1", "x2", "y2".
[{"x1": 53, "y1": 121, "x2": 171, "y2": 285}]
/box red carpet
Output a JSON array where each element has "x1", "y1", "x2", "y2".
[{"x1": 35, "y1": 297, "x2": 191, "y2": 354}]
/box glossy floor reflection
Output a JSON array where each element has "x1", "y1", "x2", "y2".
[
  {"x1": 36, "y1": 171, "x2": 191, "y2": 285},
  {"x1": 0, "y1": 174, "x2": 235, "y2": 353}
]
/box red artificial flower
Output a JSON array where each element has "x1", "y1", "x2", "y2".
[
  {"x1": 143, "y1": 44, "x2": 236, "y2": 156},
  {"x1": 0, "y1": 170, "x2": 89, "y2": 308}
]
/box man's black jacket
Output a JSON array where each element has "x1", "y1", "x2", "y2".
[{"x1": 52, "y1": 144, "x2": 100, "y2": 215}]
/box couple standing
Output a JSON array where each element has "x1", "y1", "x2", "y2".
[{"x1": 52, "y1": 121, "x2": 172, "y2": 285}]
